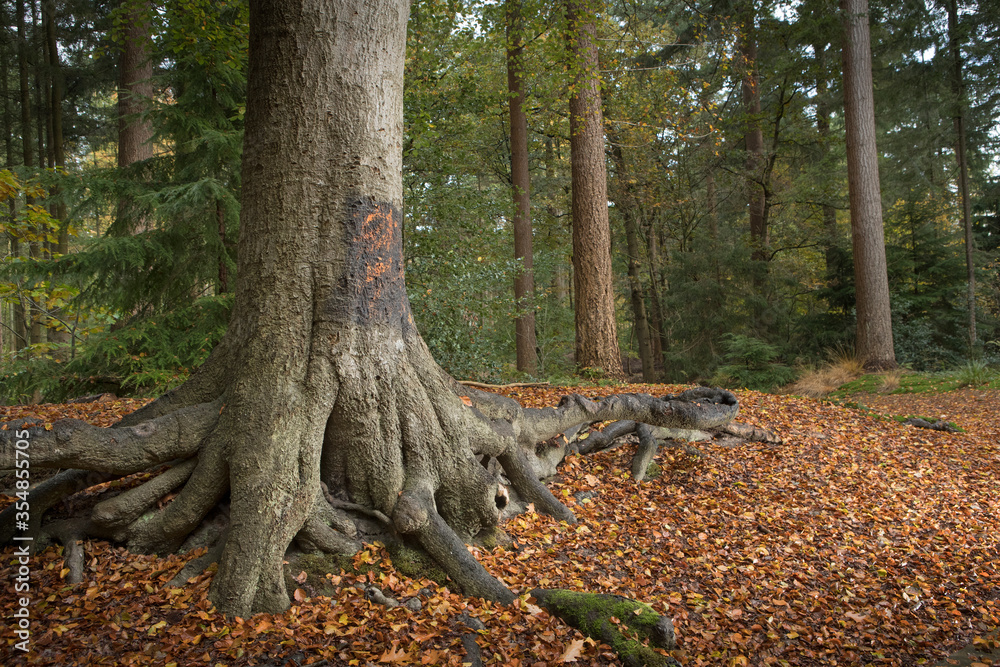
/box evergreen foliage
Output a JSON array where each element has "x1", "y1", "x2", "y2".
[{"x1": 1, "y1": 0, "x2": 999, "y2": 398}]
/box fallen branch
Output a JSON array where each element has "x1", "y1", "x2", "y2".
[
  {"x1": 710, "y1": 421, "x2": 782, "y2": 444},
  {"x1": 458, "y1": 380, "x2": 551, "y2": 390},
  {"x1": 901, "y1": 417, "x2": 959, "y2": 433}
]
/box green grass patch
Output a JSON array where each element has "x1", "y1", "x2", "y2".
[{"x1": 830, "y1": 366, "x2": 1000, "y2": 398}]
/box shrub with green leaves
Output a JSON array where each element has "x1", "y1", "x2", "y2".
[{"x1": 710, "y1": 333, "x2": 798, "y2": 391}]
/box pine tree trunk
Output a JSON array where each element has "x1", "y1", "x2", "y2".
[
  {"x1": 739, "y1": 5, "x2": 767, "y2": 263},
  {"x1": 947, "y1": 0, "x2": 976, "y2": 349},
  {"x1": 840, "y1": 0, "x2": 896, "y2": 369},
  {"x1": 16, "y1": 0, "x2": 42, "y2": 349},
  {"x1": 566, "y1": 0, "x2": 622, "y2": 378},
  {"x1": 44, "y1": 0, "x2": 70, "y2": 346},
  {"x1": 1, "y1": 16, "x2": 27, "y2": 352},
  {"x1": 813, "y1": 40, "x2": 841, "y2": 286},
  {"x1": 506, "y1": 0, "x2": 538, "y2": 375},
  {"x1": 117, "y1": 0, "x2": 154, "y2": 232},
  {"x1": 610, "y1": 141, "x2": 655, "y2": 381},
  {"x1": 645, "y1": 223, "x2": 667, "y2": 366}
]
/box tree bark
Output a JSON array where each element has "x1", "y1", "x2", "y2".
[
  {"x1": 946, "y1": 0, "x2": 976, "y2": 349},
  {"x1": 610, "y1": 141, "x2": 655, "y2": 381},
  {"x1": 43, "y1": 0, "x2": 70, "y2": 346},
  {"x1": 117, "y1": 0, "x2": 154, "y2": 233},
  {"x1": 1, "y1": 18, "x2": 28, "y2": 352},
  {"x1": 813, "y1": 39, "x2": 841, "y2": 285},
  {"x1": 566, "y1": 0, "x2": 622, "y2": 378},
  {"x1": 840, "y1": 0, "x2": 896, "y2": 369},
  {"x1": 645, "y1": 222, "x2": 667, "y2": 364},
  {"x1": 506, "y1": 0, "x2": 538, "y2": 374},
  {"x1": 739, "y1": 5, "x2": 767, "y2": 262},
  {"x1": 16, "y1": 0, "x2": 42, "y2": 349}
]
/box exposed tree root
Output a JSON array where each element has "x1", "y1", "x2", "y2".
[
  {"x1": 168, "y1": 536, "x2": 227, "y2": 587},
  {"x1": 0, "y1": 469, "x2": 115, "y2": 546},
  {"x1": 531, "y1": 588, "x2": 678, "y2": 667},
  {"x1": 2, "y1": 380, "x2": 744, "y2": 617},
  {"x1": 577, "y1": 419, "x2": 637, "y2": 455},
  {"x1": 41, "y1": 519, "x2": 93, "y2": 584},
  {"x1": 711, "y1": 421, "x2": 783, "y2": 443},
  {"x1": 0, "y1": 400, "x2": 222, "y2": 474}
]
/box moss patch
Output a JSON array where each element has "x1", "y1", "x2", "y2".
[
  {"x1": 283, "y1": 552, "x2": 354, "y2": 598},
  {"x1": 384, "y1": 542, "x2": 450, "y2": 588},
  {"x1": 531, "y1": 588, "x2": 676, "y2": 667}
]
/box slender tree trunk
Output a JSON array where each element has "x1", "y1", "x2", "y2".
[
  {"x1": 645, "y1": 221, "x2": 667, "y2": 367},
  {"x1": 610, "y1": 142, "x2": 655, "y2": 381},
  {"x1": 947, "y1": 0, "x2": 976, "y2": 349},
  {"x1": 841, "y1": 0, "x2": 896, "y2": 369},
  {"x1": 739, "y1": 5, "x2": 767, "y2": 262},
  {"x1": 705, "y1": 167, "x2": 718, "y2": 240},
  {"x1": 1, "y1": 17, "x2": 27, "y2": 352},
  {"x1": 566, "y1": 0, "x2": 622, "y2": 378},
  {"x1": 44, "y1": 0, "x2": 70, "y2": 346},
  {"x1": 117, "y1": 0, "x2": 154, "y2": 233},
  {"x1": 814, "y1": 40, "x2": 841, "y2": 285},
  {"x1": 506, "y1": 0, "x2": 538, "y2": 374},
  {"x1": 16, "y1": 0, "x2": 42, "y2": 348}
]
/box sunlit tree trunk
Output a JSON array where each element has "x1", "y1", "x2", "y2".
[
  {"x1": 566, "y1": 0, "x2": 622, "y2": 378},
  {"x1": 841, "y1": 0, "x2": 896, "y2": 369}
]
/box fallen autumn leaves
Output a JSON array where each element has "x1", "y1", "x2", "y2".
[{"x1": 2, "y1": 385, "x2": 998, "y2": 666}]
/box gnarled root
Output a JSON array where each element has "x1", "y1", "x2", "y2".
[{"x1": 2, "y1": 371, "x2": 744, "y2": 619}]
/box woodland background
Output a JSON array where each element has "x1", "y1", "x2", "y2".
[{"x1": 0, "y1": 0, "x2": 999, "y2": 400}]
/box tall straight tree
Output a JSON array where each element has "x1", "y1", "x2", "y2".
[
  {"x1": 840, "y1": 0, "x2": 896, "y2": 368},
  {"x1": 946, "y1": 0, "x2": 977, "y2": 348},
  {"x1": 117, "y1": 0, "x2": 154, "y2": 232},
  {"x1": 506, "y1": 0, "x2": 538, "y2": 374},
  {"x1": 16, "y1": 0, "x2": 42, "y2": 348},
  {"x1": 739, "y1": 2, "x2": 767, "y2": 262},
  {"x1": 566, "y1": 0, "x2": 623, "y2": 378},
  {"x1": 43, "y1": 0, "x2": 70, "y2": 346}
]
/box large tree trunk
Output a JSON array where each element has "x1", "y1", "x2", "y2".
[
  {"x1": 506, "y1": 0, "x2": 538, "y2": 375},
  {"x1": 566, "y1": 0, "x2": 623, "y2": 378},
  {"x1": 841, "y1": 0, "x2": 896, "y2": 369},
  {"x1": 946, "y1": 0, "x2": 976, "y2": 349},
  {"x1": 1, "y1": 0, "x2": 741, "y2": 623}
]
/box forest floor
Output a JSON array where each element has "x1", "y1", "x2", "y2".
[{"x1": 1, "y1": 383, "x2": 998, "y2": 666}]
